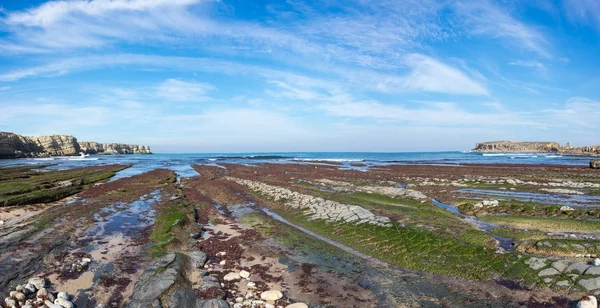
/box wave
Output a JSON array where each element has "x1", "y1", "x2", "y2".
[
  {"x1": 65, "y1": 157, "x2": 99, "y2": 161},
  {"x1": 212, "y1": 155, "x2": 291, "y2": 160},
  {"x1": 33, "y1": 157, "x2": 55, "y2": 161},
  {"x1": 292, "y1": 158, "x2": 365, "y2": 162},
  {"x1": 544, "y1": 155, "x2": 563, "y2": 158}
]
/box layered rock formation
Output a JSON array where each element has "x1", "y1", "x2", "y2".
[
  {"x1": 0, "y1": 132, "x2": 151, "y2": 159},
  {"x1": 472, "y1": 141, "x2": 600, "y2": 156},
  {"x1": 31, "y1": 135, "x2": 80, "y2": 156},
  {"x1": 473, "y1": 141, "x2": 561, "y2": 153},
  {"x1": 0, "y1": 132, "x2": 43, "y2": 159},
  {"x1": 79, "y1": 142, "x2": 151, "y2": 155}
]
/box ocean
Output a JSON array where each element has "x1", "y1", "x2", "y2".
[{"x1": 0, "y1": 152, "x2": 596, "y2": 180}]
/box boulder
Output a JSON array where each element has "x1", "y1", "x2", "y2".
[{"x1": 592, "y1": 161, "x2": 600, "y2": 169}]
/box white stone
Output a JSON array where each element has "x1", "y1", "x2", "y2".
[
  {"x1": 246, "y1": 281, "x2": 256, "y2": 288},
  {"x1": 560, "y1": 205, "x2": 575, "y2": 211},
  {"x1": 5, "y1": 298, "x2": 16, "y2": 308},
  {"x1": 57, "y1": 292, "x2": 69, "y2": 300},
  {"x1": 220, "y1": 260, "x2": 226, "y2": 266},
  {"x1": 223, "y1": 272, "x2": 241, "y2": 281},
  {"x1": 54, "y1": 298, "x2": 74, "y2": 308},
  {"x1": 577, "y1": 296, "x2": 597, "y2": 308},
  {"x1": 265, "y1": 304, "x2": 275, "y2": 308},
  {"x1": 261, "y1": 290, "x2": 283, "y2": 301},
  {"x1": 239, "y1": 270, "x2": 250, "y2": 279},
  {"x1": 28, "y1": 277, "x2": 46, "y2": 290},
  {"x1": 24, "y1": 283, "x2": 36, "y2": 294},
  {"x1": 286, "y1": 304, "x2": 309, "y2": 308},
  {"x1": 593, "y1": 258, "x2": 600, "y2": 266}
]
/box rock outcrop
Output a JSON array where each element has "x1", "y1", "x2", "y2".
[
  {"x1": 0, "y1": 131, "x2": 151, "y2": 158},
  {"x1": 0, "y1": 132, "x2": 43, "y2": 159},
  {"x1": 31, "y1": 135, "x2": 81, "y2": 156},
  {"x1": 472, "y1": 141, "x2": 561, "y2": 153},
  {"x1": 473, "y1": 141, "x2": 600, "y2": 156},
  {"x1": 79, "y1": 142, "x2": 152, "y2": 155}
]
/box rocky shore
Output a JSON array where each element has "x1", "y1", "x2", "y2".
[
  {"x1": 0, "y1": 132, "x2": 151, "y2": 159},
  {"x1": 472, "y1": 141, "x2": 600, "y2": 156}
]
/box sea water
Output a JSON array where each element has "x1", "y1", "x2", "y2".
[{"x1": 0, "y1": 152, "x2": 595, "y2": 179}]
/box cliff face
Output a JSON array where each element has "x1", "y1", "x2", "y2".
[
  {"x1": 0, "y1": 132, "x2": 152, "y2": 158},
  {"x1": 31, "y1": 135, "x2": 81, "y2": 156},
  {"x1": 472, "y1": 141, "x2": 600, "y2": 156},
  {"x1": 0, "y1": 132, "x2": 43, "y2": 159},
  {"x1": 79, "y1": 142, "x2": 152, "y2": 155},
  {"x1": 473, "y1": 141, "x2": 561, "y2": 153}
]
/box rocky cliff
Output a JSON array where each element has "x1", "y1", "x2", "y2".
[
  {"x1": 472, "y1": 141, "x2": 561, "y2": 153},
  {"x1": 79, "y1": 142, "x2": 152, "y2": 155},
  {"x1": 472, "y1": 141, "x2": 600, "y2": 156},
  {"x1": 0, "y1": 132, "x2": 152, "y2": 159},
  {"x1": 0, "y1": 132, "x2": 43, "y2": 159}
]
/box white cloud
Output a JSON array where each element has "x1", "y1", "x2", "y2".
[
  {"x1": 156, "y1": 79, "x2": 215, "y2": 102},
  {"x1": 318, "y1": 100, "x2": 537, "y2": 127},
  {"x1": 543, "y1": 96, "x2": 600, "y2": 129},
  {"x1": 453, "y1": 1, "x2": 550, "y2": 57},
  {"x1": 377, "y1": 54, "x2": 489, "y2": 95},
  {"x1": 563, "y1": 0, "x2": 600, "y2": 30},
  {"x1": 6, "y1": 0, "x2": 202, "y2": 27}
]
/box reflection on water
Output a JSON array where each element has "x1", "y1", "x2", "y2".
[{"x1": 457, "y1": 188, "x2": 600, "y2": 207}]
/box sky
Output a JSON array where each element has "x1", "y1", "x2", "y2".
[{"x1": 0, "y1": 0, "x2": 599, "y2": 153}]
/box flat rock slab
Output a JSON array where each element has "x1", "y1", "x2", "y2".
[
  {"x1": 525, "y1": 257, "x2": 547, "y2": 270},
  {"x1": 168, "y1": 288, "x2": 228, "y2": 308},
  {"x1": 586, "y1": 267, "x2": 600, "y2": 275},
  {"x1": 538, "y1": 268, "x2": 560, "y2": 277},
  {"x1": 127, "y1": 253, "x2": 183, "y2": 307},
  {"x1": 566, "y1": 262, "x2": 590, "y2": 274},
  {"x1": 578, "y1": 277, "x2": 600, "y2": 291},
  {"x1": 552, "y1": 260, "x2": 572, "y2": 272}
]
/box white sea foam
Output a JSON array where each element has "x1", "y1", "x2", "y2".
[{"x1": 292, "y1": 158, "x2": 365, "y2": 162}]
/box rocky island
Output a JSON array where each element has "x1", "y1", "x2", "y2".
[
  {"x1": 472, "y1": 141, "x2": 600, "y2": 156},
  {"x1": 0, "y1": 132, "x2": 151, "y2": 159}
]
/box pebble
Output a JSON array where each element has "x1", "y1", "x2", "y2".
[
  {"x1": 286, "y1": 304, "x2": 309, "y2": 308},
  {"x1": 239, "y1": 270, "x2": 250, "y2": 279},
  {"x1": 220, "y1": 260, "x2": 226, "y2": 266},
  {"x1": 28, "y1": 277, "x2": 46, "y2": 290},
  {"x1": 266, "y1": 304, "x2": 275, "y2": 308},
  {"x1": 577, "y1": 296, "x2": 597, "y2": 308},
  {"x1": 216, "y1": 251, "x2": 226, "y2": 257},
  {"x1": 594, "y1": 258, "x2": 600, "y2": 266},
  {"x1": 54, "y1": 298, "x2": 74, "y2": 308},
  {"x1": 5, "y1": 298, "x2": 16, "y2": 308},
  {"x1": 11, "y1": 291, "x2": 26, "y2": 301},
  {"x1": 24, "y1": 283, "x2": 36, "y2": 294},
  {"x1": 57, "y1": 292, "x2": 69, "y2": 300},
  {"x1": 37, "y1": 288, "x2": 49, "y2": 298},
  {"x1": 235, "y1": 297, "x2": 244, "y2": 303},
  {"x1": 224, "y1": 272, "x2": 241, "y2": 281},
  {"x1": 246, "y1": 281, "x2": 256, "y2": 288},
  {"x1": 260, "y1": 290, "x2": 283, "y2": 301}
]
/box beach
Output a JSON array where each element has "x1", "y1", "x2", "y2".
[{"x1": 1, "y1": 154, "x2": 599, "y2": 307}]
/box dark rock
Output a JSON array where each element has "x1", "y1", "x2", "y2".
[
  {"x1": 126, "y1": 253, "x2": 183, "y2": 307},
  {"x1": 73, "y1": 291, "x2": 97, "y2": 308},
  {"x1": 167, "y1": 289, "x2": 227, "y2": 308},
  {"x1": 188, "y1": 251, "x2": 208, "y2": 268}
]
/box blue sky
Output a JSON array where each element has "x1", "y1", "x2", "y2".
[{"x1": 0, "y1": 0, "x2": 599, "y2": 152}]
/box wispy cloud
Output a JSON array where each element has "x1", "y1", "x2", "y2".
[
  {"x1": 376, "y1": 54, "x2": 488, "y2": 95},
  {"x1": 453, "y1": 1, "x2": 551, "y2": 57},
  {"x1": 563, "y1": 0, "x2": 600, "y2": 30},
  {"x1": 156, "y1": 79, "x2": 215, "y2": 102}
]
